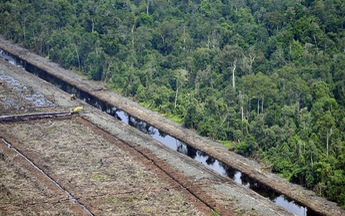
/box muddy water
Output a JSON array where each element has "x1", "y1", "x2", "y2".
[{"x1": 0, "y1": 50, "x2": 317, "y2": 216}]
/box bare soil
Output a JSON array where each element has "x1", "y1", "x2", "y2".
[
  {"x1": 2, "y1": 36, "x2": 342, "y2": 215},
  {"x1": 0, "y1": 43, "x2": 292, "y2": 216},
  {"x1": 0, "y1": 118, "x2": 206, "y2": 215},
  {"x1": 0, "y1": 139, "x2": 84, "y2": 216},
  {"x1": 0, "y1": 62, "x2": 206, "y2": 215}
]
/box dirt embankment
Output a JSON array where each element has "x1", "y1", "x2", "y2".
[
  {"x1": 1, "y1": 36, "x2": 344, "y2": 215},
  {"x1": 0, "y1": 52, "x2": 293, "y2": 215}
]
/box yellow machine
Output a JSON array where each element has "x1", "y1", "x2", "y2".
[{"x1": 70, "y1": 106, "x2": 84, "y2": 114}]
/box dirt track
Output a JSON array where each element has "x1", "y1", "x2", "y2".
[{"x1": 0, "y1": 36, "x2": 344, "y2": 215}]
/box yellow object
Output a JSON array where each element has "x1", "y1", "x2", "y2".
[
  {"x1": 70, "y1": 94, "x2": 76, "y2": 100},
  {"x1": 70, "y1": 106, "x2": 84, "y2": 114}
]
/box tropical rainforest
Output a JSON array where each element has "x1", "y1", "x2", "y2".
[{"x1": 0, "y1": 0, "x2": 344, "y2": 208}]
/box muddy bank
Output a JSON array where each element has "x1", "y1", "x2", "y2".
[{"x1": 1, "y1": 36, "x2": 344, "y2": 215}]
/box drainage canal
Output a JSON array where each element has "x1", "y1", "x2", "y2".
[{"x1": 1, "y1": 50, "x2": 316, "y2": 216}]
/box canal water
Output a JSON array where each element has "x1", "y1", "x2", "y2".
[{"x1": 0, "y1": 49, "x2": 316, "y2": 216}]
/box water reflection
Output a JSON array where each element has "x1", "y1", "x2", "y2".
[
  {"x1": 119, "y1": 110, "x2": 310, "y2": 216},
  {"x1": 128, "y1": 116, "x2": 155, "y2": 136}
]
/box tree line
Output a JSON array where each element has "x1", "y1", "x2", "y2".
[{"x1": 1, "y1": 0, "x2": 344, "y2": 208}]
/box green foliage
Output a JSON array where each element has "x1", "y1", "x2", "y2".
[
  {"x1": 209, "y1": 209, "x2": 221, "y2": 216},
  {"x1": 235, "y1": 135, "x2": 258, "y2": 157},
  {"x1": 1, "y1": 0, "x2": 344, "y2": 207}
]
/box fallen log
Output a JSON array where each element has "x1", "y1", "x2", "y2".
[{"x1": 0, "y1": 111, "x2": 71, "y2": 122}]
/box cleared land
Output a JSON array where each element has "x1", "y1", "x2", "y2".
[
  {"x1": 0, "y1": 53, "x2": 293, "y2": 215},
  {"x1": 0, "y1": 118, "x2": 206, "y2": 215},
  {"x1": 0, "y1": 139, "x2": 84, "y2": 216},
  {"x1": 0, "y1": 59, "x2": 205, "y2": 215},
  {"x1": 1, "y1": 36, "x2": 344, "y2": 215}
]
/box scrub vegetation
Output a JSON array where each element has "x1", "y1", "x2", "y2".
[{"x1": 1, "y1": 0, "x2": 344, "y2": 208}]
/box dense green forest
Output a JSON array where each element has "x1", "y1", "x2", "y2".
[{"x1": 1, "y1": 0, "x2": 344, "y2": 207}]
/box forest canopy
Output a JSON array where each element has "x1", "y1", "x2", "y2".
[{"x1": 0, "y1": 0, "x2": 344, "y2": 208}]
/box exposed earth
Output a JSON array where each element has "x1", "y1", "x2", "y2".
[
  {"x1": 0, "y1": 54, "x2": 291, "y2": 215},
  {"x1": 0, "y1": 59, "x2": 209, "y2": 215},
  {"x1": 1, "y1": 36, "x2": 344, "y2": 216}
]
